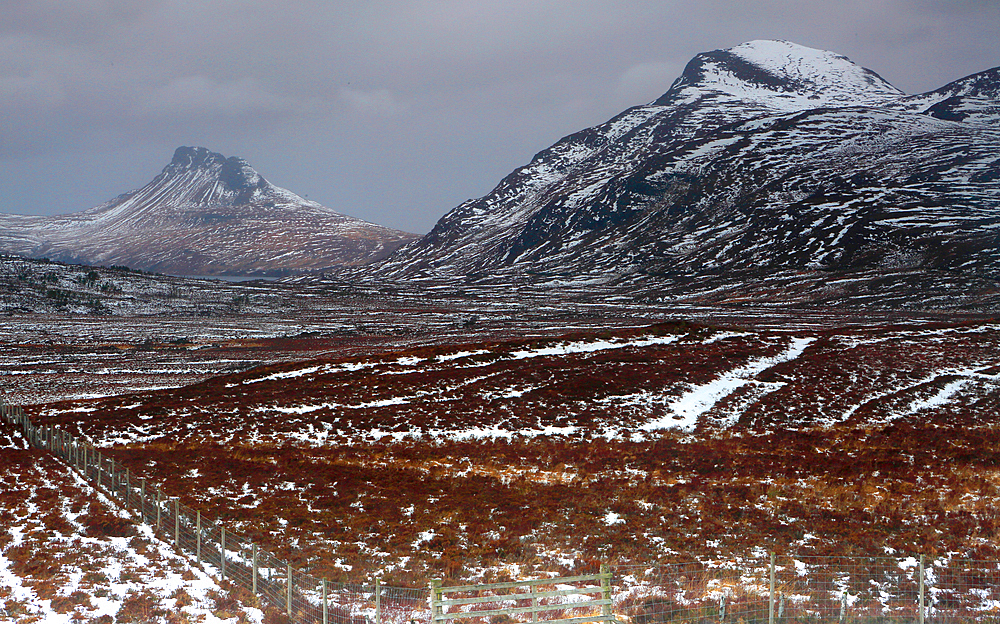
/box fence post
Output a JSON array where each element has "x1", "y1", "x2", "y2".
[
  {"x1": 287, "y1": 563, "x2": 293, "y2": 616},
  {"x1": 221, "y1": 527, "x2": 226, "y2": 579},
  {"x1": 601, "y1": 563, "x2": 612, "y2": 619},
  {"x1": 769, "y1": 552, "x2": 775, "y2": 624},
  {"x1": 839, "y1": 593, "x2": 847, "y2": 622},
  {"x1": 430, "y1": 579, "x2": 443, "y2": 624},
  {"x1": 196, "y1": 510, "x2": 202, "y2": 566},
  {"x1": 140, "y1": 479, "x2": 146, "y2": 522},
  {"x1": 323, "y1": 578, "x2": 328, "y2": 624},
  {"x1": 252, "y1": 544, "x2": 258, "y2": 595},
  {"x1": 125, "y1": 469, "x2": 131, "y2": 510},
  {"x1": 531, "y1": 583, "x2": 538, "y2": 624},
  {"x1": 174, "y1": 499, "x2": 180, "y2": 549},
  {"x1": 376, "y1": 578, "x2": 382, "y2": 624},
  {"x1": 919, "y1": 555, "x2": 925, "y2": 624},
  {"x1": 156, "y1": 488, "x2": 162, "y2": 532},
  {"x1": 720, "y1": 594, "x2": 726, "y2": 623}
]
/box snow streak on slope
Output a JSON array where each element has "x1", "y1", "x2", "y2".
[{"x1": 639, "y1": 337, "x2": 814, "y2": 432}]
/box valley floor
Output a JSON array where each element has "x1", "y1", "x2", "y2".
[{"x1": 4, "y1": 293, "x2": 1000, "y2": 621}]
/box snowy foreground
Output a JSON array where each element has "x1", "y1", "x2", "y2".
[{"x1": 0, "y1": 420, "x2": 263, "y2": 623}]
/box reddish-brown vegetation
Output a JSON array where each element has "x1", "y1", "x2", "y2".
[{"x1": 22, "y1": 319, "x2": 1000, "y2": 587}]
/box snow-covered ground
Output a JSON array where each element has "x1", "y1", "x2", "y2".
[{"x1": 0, "y1": 420, "x2": 263, "y2": 623}]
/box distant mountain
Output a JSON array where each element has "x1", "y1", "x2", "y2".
[
  {"x1": 374, "y1": 40, "x2": 1000, "y2": 306},
  {"x1": 0, "y1": 147, "x2": 418, "y2": 276}
]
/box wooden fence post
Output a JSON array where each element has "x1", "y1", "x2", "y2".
[
  {"x1": 323, "y1": 578, "x2": 328, "y2": 624},
  {"x1": 601, "y1": 563, "x2": 612, "y2": 619},
  {"x1": 221, "y1": 527, "x2": 226, "y2": 579},
  {"x1": 287, "y1": 563, "x2": 293, "y2": 616},
  {"x1": 376, "y1": 578, "x2": 382, "y2": 624},
  {"x1": 196, "y1": 510, "x2": 202, "y2": 566},
  {"x1": 430, "y1": 579, "x2": 443, "y2": 624},
  {"x1": 252, "y1": 544, "x2": 258, "y2": 595},
  {"x1": 769, "y1": 552, "x2": 776, "y2": 624},
  {"x1": 919, "y1": 555, "x2": 925, "y2": 624},
  {"x1": 174, "y1": 499, "x2": 180, "y2": 549}
]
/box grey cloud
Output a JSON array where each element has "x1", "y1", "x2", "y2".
[
  {"x1": 143, "y1": 76, "x2": 306, "y2": 117},
  {"x1": 1, "y1": 0, "x2": 997, "y2": 234}
]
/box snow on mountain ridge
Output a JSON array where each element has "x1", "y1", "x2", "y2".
[{"x1": 665, "y1": 40, "x2": 904, "y2": 112}]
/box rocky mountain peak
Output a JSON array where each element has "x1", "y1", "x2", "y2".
[
  {"x1": 373, "y1": 40, "x2": 1000, "y2": 310},
  {"x1": 168, "y1": 146, "x2": 226, "y2": 170},
  {"x1": 936, "y1": 67, "x2": 1000, "y2": 100},
  {"x1": 164, "y1": 146, "x2": 268, "y2": 193},
  {"x1": 0, "y1": 146, "x2": 419, "y2": 276},
  {"x1": 660, "y1": 40, "x2": 904, "y2": 110}
]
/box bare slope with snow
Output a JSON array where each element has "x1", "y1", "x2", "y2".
[
  {"x1": 375, "y1": 41, "x2": 1000, "y2": 307},
  {"x1": 0, "y1": 147, "x2": 418, "y2": 276}
]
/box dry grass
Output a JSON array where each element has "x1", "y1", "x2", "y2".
[{"x1": 22, "y1": 319, "x2": 1000, "y2": 588}]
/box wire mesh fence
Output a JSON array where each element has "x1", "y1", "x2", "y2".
[
  {"x1": 6, "y1": 399, "x2": 1000, "y2": 624},
  {"x1": 614, "y1": 555, "x2": 1000, "y2": 623},
  {"x1": 0, "y1": 399, "x2": 430, "y2": 624}
]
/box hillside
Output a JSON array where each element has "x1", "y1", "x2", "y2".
[
  {"x1": 0, "y1": 147, "x2": 418, "y2": 277},
  {"x1": 373, "y1": 41, "x2": 1000, "y2": 309}
]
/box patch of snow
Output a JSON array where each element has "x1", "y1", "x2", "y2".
[{"x1": 640, "y1": 337, "x2": 814, "y2": 432}]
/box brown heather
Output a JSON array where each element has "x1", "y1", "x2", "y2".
[{"x1": 21, "y1": 319, "x2": 1000, "y2": 586}]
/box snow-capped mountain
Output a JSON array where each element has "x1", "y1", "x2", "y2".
[
  {"x1": 375, "y1": 41, "x2": 1000, "y2": 296},
  {"x1": 0, "y1": 147, "x2": 418, "y2": 276}
]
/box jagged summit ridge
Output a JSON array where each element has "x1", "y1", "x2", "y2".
[
  {"x1": 166, "y1": 146, "x2": 267, "y2": 193},
  {"x1": 168, "y1": 146, "x2": 228, "y2": 170}
]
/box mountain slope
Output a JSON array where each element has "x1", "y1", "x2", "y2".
[
  {"x1": 374, "y1": 41, "x2": 1000, "y2": 302},
  {"x1": 0, "y1": 147, "x2": 418, "y2": 276}
]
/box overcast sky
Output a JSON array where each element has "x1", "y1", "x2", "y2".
[{"x1": 2, "y1": 0, "x2": 998, "y2": 234}]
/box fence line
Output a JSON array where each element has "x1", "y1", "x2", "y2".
[
  {"x1": 0, "y1": 397, "x2": 428, "y2": 624},
  {"x1": 6, "y1": 398, "x2": 1000, "y2": 623}
]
